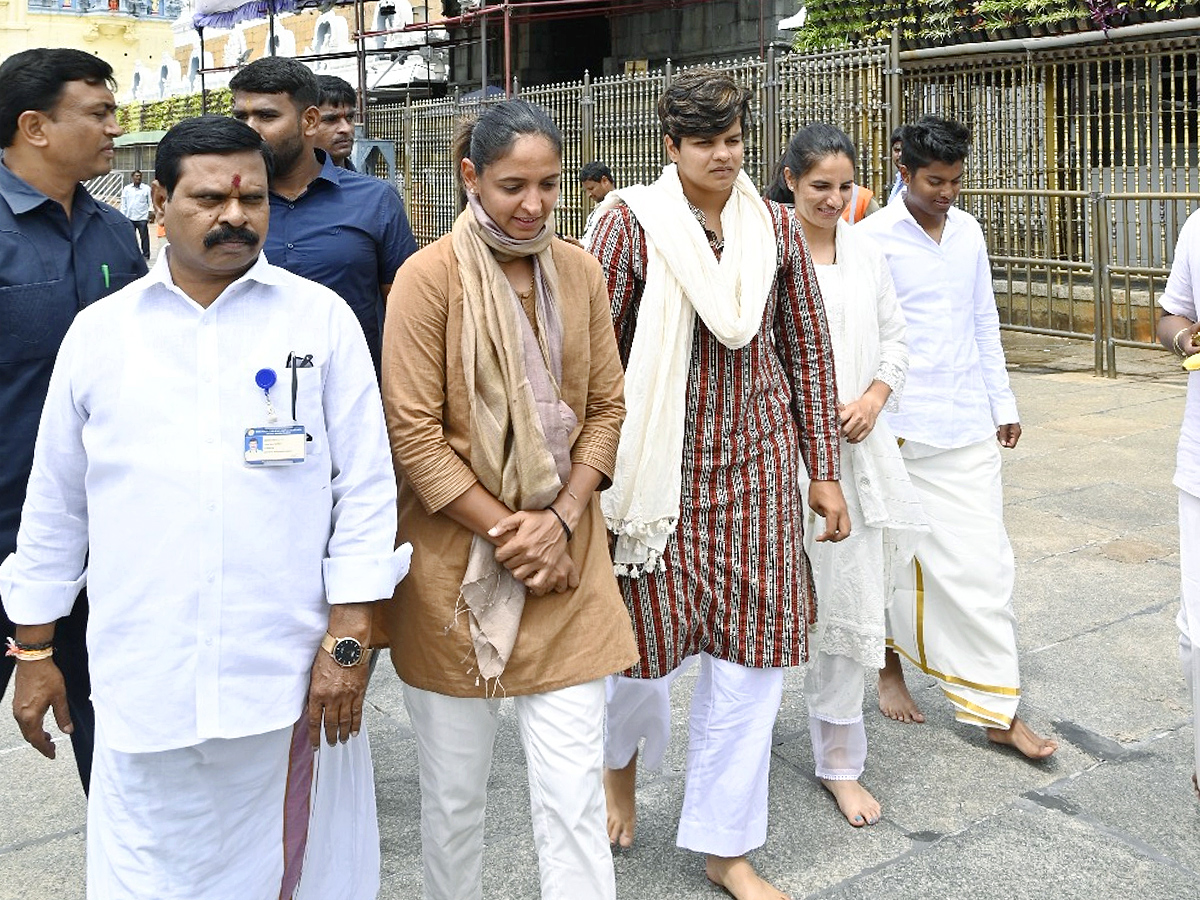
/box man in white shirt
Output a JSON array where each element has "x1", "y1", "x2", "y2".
[
  {"x1": 887, "y1": 126, "x2": 906, "y2": 204},
  {"x1": 119, "y1": 168, "x2": 152, "y2": 259},
  {"x1": 1156, "y1": 213, "x2": 1200, "y2": 800},
  {"x1": 1, "y1": 115, "x2": 409, "y2": 898},
  {"x1": 858, "y1": 116, "x2": 1057, "y2": 760}
]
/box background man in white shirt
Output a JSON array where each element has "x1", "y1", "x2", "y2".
[
  {"x1": 120, "y1": 168, "x2": 152, "y2": 258},
  {"x1": 1156, "y1": 213, "x2": 1200, "y2": 800},
  {"x1": 1, "y1": 115, "x2": 407, "y2": 899},
  {"x1": 858, "y1": 115, "x2": 1058, "y2": 760}
]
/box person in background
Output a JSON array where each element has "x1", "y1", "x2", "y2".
[
  {"x1": 230, "y1": 57, "x2": 417, "y2": 379},
  {"x1": 0, "y1": 48, "x2": 147, "y2": 793},
  {"x1": 380, "y1": 99, "x2": 635, "y2": 900},
  {"x1": 858, "y1": 115, "x2": 1057, "y2": 760},
  {"x1": 579, "y1": 160, "x2": 616, "y2": 245},
  {"x1": 888, "y1": 125, "x2": 906, "y2": 203},
  {"x1": 590, "y1": 70, "x2": 849, "y2": 900},
  {"x1": 1156, "y1": 210, "x2": 1200, "y2": 801},
  {"x1": 315, "y1": 74, "x2": 358, "y2": 171},
  {"x1": 120, "y1": 169, "x2": 153, "y2": 259},
  {"x1": 2, "y1": 115, "x2": 408, "y2": 899},
  {"x1": 766, "y1": 122, "x2": 925, "y2": 828}
]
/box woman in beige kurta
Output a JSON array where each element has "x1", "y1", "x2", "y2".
[{"x1": 378, "y1": 99, "x2": 636, "y2": 900}]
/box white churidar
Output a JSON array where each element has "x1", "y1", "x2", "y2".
[
  {"x1": 605, "y1": 653, "x2": 783, "y2": 858},
  {"x1": 595, "y1": 165, "x2": 777, "y2": 573},
  {"x1": 805, "y1": 650, "x2": 868, "y2": 780},
  {"x1": 0, "y1": 251, "x2": 410, "y2": 754},
  {"x1": 857, "y1": 199, "x2": 1019, "y2": 448},
  {"x1": 402, "y1": 679, "x2": 614, "y2": 900},
  {"x1": 887, "y1": 438, "x2": 1021, "y2": 728}
]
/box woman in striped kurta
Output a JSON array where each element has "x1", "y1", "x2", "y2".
[{"x1": 588, "y1": 68, "x2": 846, "y2": 900}]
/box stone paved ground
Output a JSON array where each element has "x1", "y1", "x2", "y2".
[{"x1": 1, "y1": 332, "x2": 1197, "y2": 899}]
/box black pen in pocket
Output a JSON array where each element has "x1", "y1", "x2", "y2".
[{"x1": 285, "y1": 352, "x2": 314, "y2": 422}]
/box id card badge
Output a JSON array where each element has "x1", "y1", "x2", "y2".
[{"x1": 245, "y1": 424, "x2": 307, "y2": 466}]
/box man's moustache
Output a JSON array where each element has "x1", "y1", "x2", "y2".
[{"x1": 204, "y1": 227, "x2": 259, "y2": 248}]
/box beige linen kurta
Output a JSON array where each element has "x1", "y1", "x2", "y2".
[{"x1": 379, "y1": 233, "x2": 638, "y2": 697}]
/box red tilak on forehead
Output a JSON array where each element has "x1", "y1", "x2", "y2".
[{"x1": 231, "y1": 173, "x2": 242, "y2": 189}]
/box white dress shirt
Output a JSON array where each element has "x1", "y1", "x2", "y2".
[
  {"x1": 0, "y1": 253, "x2": 407, "y2": 753},
  {"x1": 1160, "y1": 208, "x2": 1200, "y2": 497},
  {"x1": 119, "y1": 182, "x2": 152, "y2": 221},
  {"x1": 858, "y1": 198, "x2": 1018, "y2": 449}
]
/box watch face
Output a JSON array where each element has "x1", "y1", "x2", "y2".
[{"x1": 332, "y1": 637, "x2": 363, "y2": 667}]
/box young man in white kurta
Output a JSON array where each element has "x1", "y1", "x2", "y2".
[
  {"x1": 857, "y1": 115, "x2": 1057, "y2": 759},
  {"x1": 1, "y1": 117, "x2": 408, "y2": 899},
  {"x1": 1156, "y1": 208, "x2": 1200, "y2": 799}
]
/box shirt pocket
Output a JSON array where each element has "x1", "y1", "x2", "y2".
[
  {"x1": 292, "y1": 365, "x2": 327, "y2": 459},
  {"x1": 0, "y1": 279, "x2": 72, "y2": 362}
]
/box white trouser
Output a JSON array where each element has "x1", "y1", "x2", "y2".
[
  {"x1": 88, "y1": 722, "x2": 293, "y2": 900},
  {"x1": 403, "y1": 680, "x2": 614, "y2": 900},
  {"x1": 804, "y1": 650, "x2": 868, "y2": 780},
  {"x1": 1179, "y1": 491, "x2": 1200, "y2": 780},
  {"x1": 605, "y1": 653, "x2": 784, "y2": 858}
]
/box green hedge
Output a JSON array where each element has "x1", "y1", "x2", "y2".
[
  {"x1": 117, "y1": 88, "x2": 233, "y2": 134},
  {"x1": 793, "y1": 0, "x2": 1194, "y2": 50}
]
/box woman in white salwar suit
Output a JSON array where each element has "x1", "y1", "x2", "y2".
[{"x1": 767, "y1": 124, "x2": 927, "y2": 826}]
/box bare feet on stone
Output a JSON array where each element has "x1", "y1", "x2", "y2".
[
  {"x1": 877, "y1": 649, "x2": 925, "y2": 723},
  {"x1": 705, "y1": 855, "x2": 790, "y2": 900},
  {"x1": 986, "y1": 716, "x2": 1058, "y2": 759},
  {"x1": 603, "y1": 752, "x2": 638, "y2": 848},
  {"x1": 820, "y1": 778, "x2": 881, "y2": 827}
]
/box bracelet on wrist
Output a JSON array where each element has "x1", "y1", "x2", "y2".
[
  {"x1": 5, "y1": 637, "x2": 54, "y2": 662},
  {"x1": 547, "y1": 505, "x2": 573, "y2": 542},
  {"x1": 1173, "y1": 326, "x2": 1195, "y2": 357}
]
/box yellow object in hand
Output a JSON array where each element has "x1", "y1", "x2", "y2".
[{"x1": 1184, "y1": 353, "x2": 1200, "y2": 371}]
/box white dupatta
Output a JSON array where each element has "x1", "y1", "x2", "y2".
[{"x1": 600, "y1": 164, "x2": 777, "y2": 573}]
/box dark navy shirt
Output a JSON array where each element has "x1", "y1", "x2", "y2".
[
  {"x1": 263, "y1": 150, "x2": 417, "y2": 376},
  {"x1": 0, "y1": 161, "x2": 147, "y2": 558}
]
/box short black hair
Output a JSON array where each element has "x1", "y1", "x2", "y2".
[
  {"x1": 579, "y1": 161, "x2": 614, "y2": 184},
  {"x1": 154, "y1": 116, "x2": 274, "y2": 197},
  {"x1": 657, "y1": 68, "x2": 752, "y2": 146},
  {"x1": 132, "y1": 169, "x2": 143, "y2": 176},
  {"x1": 317, "y1": 74, "x2": 356, "y2": 109},
  {"x1": 229, "y1": 57, "x2": 319, "y2": 111},
  {"x1": 900, "y1": 115, "x2": 970, "y2": 174},
  {"x1": 0, "y1": 49, "x2": 115, "y2": 149},
  {"x1": 889, "y1": 125, "x2": 906, "y2": 147}
]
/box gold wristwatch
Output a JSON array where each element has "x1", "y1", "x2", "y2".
[{"x1": 321, "y1": 632, "x2": 368, "y2": 667}]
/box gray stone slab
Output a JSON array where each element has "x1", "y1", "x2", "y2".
[
  {"x1": 817, "y1": 801, "x2": 1198, "y2": 899},
  {"x1": 0, "y1": 832, "x2": 87, "y2": 900},
  {"x1": 1021, "y1": 605, "x2": 1189, "y2": 744}
]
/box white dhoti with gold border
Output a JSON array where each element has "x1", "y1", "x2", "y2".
[
  {"x1": 887, "y1": 438, "x2": 1021, "y2": 728},
  {"x1": 1178, "y1": 490, "x2": 1200, "y2": 781}
]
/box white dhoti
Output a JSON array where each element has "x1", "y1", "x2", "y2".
[
  {"x1": 1178, "y1": 490, "x2": 1200, "y2": 782},
  {"x1": 402, "y1": 679, "x2": 614, "y2": 900},
  {"x1": 605, "y1": 652, "x2": 784, "y2": 858},
  {"x1": 887, "y1": 438, "x2": 1021, "y2": 728},
  {"x1": 88, "y1": 716, "x2": 379, "y2": 900}
]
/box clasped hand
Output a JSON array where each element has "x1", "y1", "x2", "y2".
[{"x1": 490, "y1": 510, "x2": 580, "y2": 596}]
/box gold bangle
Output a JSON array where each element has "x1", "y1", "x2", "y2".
[{"x1": 1173, "y1": 326, "x2": 1195, "y2": 357}]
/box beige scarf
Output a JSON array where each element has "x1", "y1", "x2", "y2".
[
  {"x1": 600, "y1": 165, "x2": 777, "y2": 573},
  {"x1": 452, "y1": 195, "x2": 576, "y2": 688}
]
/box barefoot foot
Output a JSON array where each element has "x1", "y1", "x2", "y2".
[
  {"x1": 820, "y1": 778, "x2": 881, "y2": 827},
  {"x1": 877, "y1": 649, "x2": 925, "y2": 723},
  {"x1": 986, "y1": 716, "x2": 1058, "y2": 759},
  {"x1": 705, "y1": 855, "x2": 790, "y2": 900},
  {"x1": 603, "y1": 752, "x2": 637, "y2": 848}
]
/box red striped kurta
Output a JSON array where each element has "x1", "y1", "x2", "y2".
[{"x1": 590, "y1": 199, "x2": 841, "y2": 677}]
